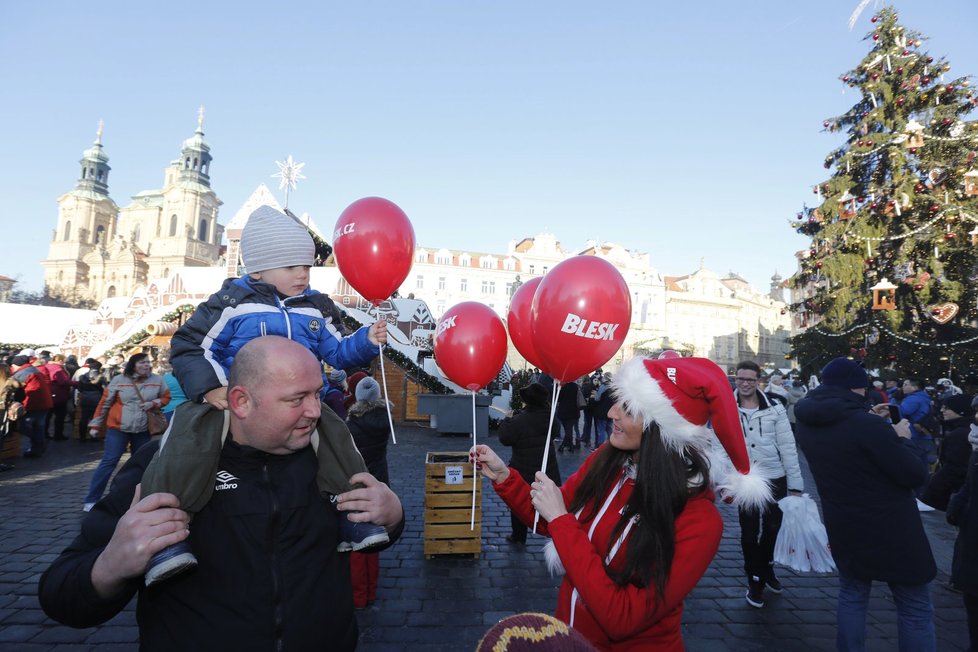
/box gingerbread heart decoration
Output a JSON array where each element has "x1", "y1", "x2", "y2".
[{"x1": 929, "y1": 302, "x2": 959, "y2": 324}]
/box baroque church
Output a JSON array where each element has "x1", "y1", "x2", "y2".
[{"x1": 42, "y1": 113, "x2": 225, "y2": 302}]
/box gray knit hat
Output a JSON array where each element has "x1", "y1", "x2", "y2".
[
  {"x1": 241, "y1": 206, "x2": 315, "y2": 273},
  {"x1": 355, "y1": 377, "x2": 382, "y2": 402}
]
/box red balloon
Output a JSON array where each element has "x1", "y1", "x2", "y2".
[
  {"x1": 434, "y1": 302, "x2": 508, "y2": 391},
  {"x1": 506, "y1": 277, "x2": 547, "y2": 371},
  {"x1": 530, "y1": 256, "x2": 632, "y2": 383},
  {"x1": 658, "y1": 349, "x2": 682, "y2": 359},
  {"x1": 333, "y1": 197, "x2": 416, "y2": 304}
]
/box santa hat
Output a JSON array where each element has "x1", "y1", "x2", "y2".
[{"x1": 612, "y1": 356, "x2": 773, "y2": 510}]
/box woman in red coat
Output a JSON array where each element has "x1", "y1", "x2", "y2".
[{"x1": 472, "y1": 357, "x2": 771, "y2": 651}]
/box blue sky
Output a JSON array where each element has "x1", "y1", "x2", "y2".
[{"x1": 2, "y1": 1, "x2": 976, "y2": 295}]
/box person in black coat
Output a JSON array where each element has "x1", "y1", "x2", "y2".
[
  {"x1": 346, "y1": 376, "x2": 391, "y2": 608},
  {"x1": 921, "y1": 394, "x2": 975, "y2": 511},
  {"x1": 947, "y1": 402, "x2": 978, "y2": 651},
  {"x1": 496, "y1": 382, "x2": 561, "y2": 544},
  {"x1": 795, "y1": 357, "x2": 937, "y2": 652},
  {"x1": 556, "y1": 381, "x2": 581, "y2": 452}
]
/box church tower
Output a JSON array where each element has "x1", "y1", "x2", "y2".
[
  {"x1": 116, "y1": 107, "x2": 224, "y2": 285},
  {"x1": 41, "y1": 122, "x2": 120, "y2": 302}
]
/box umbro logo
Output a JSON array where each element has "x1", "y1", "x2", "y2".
[{"x1": 215, "y1": 470, "x2": 239, "y2": 491}]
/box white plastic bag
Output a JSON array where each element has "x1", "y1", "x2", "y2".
[{"x1": 773, "y1": 494, "x2": 836, "y2": 573}]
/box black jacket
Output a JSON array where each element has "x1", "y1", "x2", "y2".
[
  {"x1": 921, "y1": 416, "x2": 973, "y2": 511},
  {"x1": 794, "y1": 384, "x2": 936, "y2": 585},
  {"x1": 497, "y1": 405, "x2": 561, "y2": 485},
  {"x1": 347, "y1": 400, "x2": 391, "y2": 485},
  {"x1": 39, "y1": 438, "x2": 403, "y2": 651},
  {"x1": 950, "y1": 451, "x2": 978, "y2": 593}
]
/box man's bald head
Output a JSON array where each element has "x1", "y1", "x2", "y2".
[{"x1": 229, "y1": 336, "x2": 315, "y2": 394}]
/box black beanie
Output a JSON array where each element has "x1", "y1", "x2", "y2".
[{"x1": 820, "y1": 357, "x2": 868, "y2": 389}]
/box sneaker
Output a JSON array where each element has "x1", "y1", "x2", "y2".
[
  {"x1": 144, "y1": 540, "x2": 198, "y2": 587},
  {"x1": 745, "y1": 584, "x2": 765, "y2": 608},
  {"x1": 765, "y1": 576, "x2": 783, "y2": 594},
  {"x1": 337, "y1": 516, "x2": 389, "y2": 552},
  {"x1": 916, "y1": 498, "x2": 935, "y2": 512},
  {"x1": 82, "y1": 502, "x2": 95, "y2": 512}
]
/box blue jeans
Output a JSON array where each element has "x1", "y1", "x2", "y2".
[
  {"x1": 593, "y1": 418, "x2": 611, "y2": 446},
  {"x1": 22, "y1": 411, "x2": 48, "y2": 456},
  {"x1": 837, "y1": 573, "x2": 935, "y2": 652},
  {"x1": 85, "y1": 428, "x2": 151, "y2": 504}
]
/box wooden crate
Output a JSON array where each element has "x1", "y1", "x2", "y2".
[{"x1": 424, "y1": 452, "x2": 482, "y2": 559}]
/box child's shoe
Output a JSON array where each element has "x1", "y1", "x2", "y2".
[
  {"x1": 337, "y1": 513, "x2": 389, "y2": 552},
  {"x1": 144, "y1": 540, "x2": 198, "y2": 586}
]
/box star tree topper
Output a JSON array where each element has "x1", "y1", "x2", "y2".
[{"x1": 272, "y1": 155, "x2": 306, "y2": 208}]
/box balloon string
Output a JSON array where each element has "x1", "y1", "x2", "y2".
[
  {"x1": 533, "y1": 381, "x2": 560, "y2": 534},
  {"x1": 378, "y1": 342, "x2": 397, "y2": 445},
  {"x1": 471, "y1": 389, "x2": 477, "y2": 531}
]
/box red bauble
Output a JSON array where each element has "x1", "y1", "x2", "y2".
[
  {"x1": 946, "y1": 85, "x2": 956, "y2": 93},
  {"x1": 857, "y1": 196, "x2": 866, "y2": 203},
  {"x1": 866, "y1": 257, "x2": 876, "y2": 265},
  {"x1": 909, "y1": 148, "x2": 917, "y2": 155},
  {"x1": 872, "y1": 33, "x2": 880, "y2": 41},
  {"x1": 808, "y1": 217, "x2": 816, "y2": 224},
  {"x1": 810, "y1": 248, "x2": 817, "y2": 256},
  {"x1": 945, "y1": 232, "x2": 957, "y2": 240},
  {"x1": 942, "y1": 117, "x2": 952, "y2": 126},
  {"x1": 815, "y1": 261, "x2": 824, "y2": 269},
  {"x1": 932, "y1": 308, "x2": 942, "y2": 315},
  {"x1": 888, "y1": 354, "x2": 897, "y2": 361},
  {"x1": 913, "y1": 284, "x2": 924, "y2": 290},
  {"x1": 902, "y1": 49, "x2": 910, "y2": 56},
  {"x1": 896, "y1": 67, "x2": 904, "y2": 73},
  {"x1": 842, "y1": 76, "x2": 850, "y2": 83},
  {"x1": 780, "y1": 309, "x2": 786, "y2": 315},
  {"x1": 922, "y1": 77, "x2": 931, "y2": 85},
  {"x1": 927, "y1": 57, "x2": 934, "y2": 63},
  {"x1": 929, "y1": 204, "x2": 940, "y2": 213},
  {"x1": 823, "y1": 121, "x2": 830, "y2": 128},
  {"x1": 871, "y1": 15, "x2": 878, "y2": 22},
  {"x1": 870, "y1": 202, "x2": 878, "y2": 209},
  {"x1": 914, "y1": 183, "x2": 926, "y2": 193},
  {"x1": 895, "y1": 97, "x2": 905, "y2": 106},
  {"x1": 796, "y1": 212, "x2": 803, "y2": 220}
]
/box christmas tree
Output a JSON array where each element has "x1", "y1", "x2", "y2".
[{"x1": 789, "y1": 6, "x2": 978, "y2": 381}]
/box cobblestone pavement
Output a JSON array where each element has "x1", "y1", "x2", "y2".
[{"x1": 0, "y1": 423, "x2": 970, "y2": 651}]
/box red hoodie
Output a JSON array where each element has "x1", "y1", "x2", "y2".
[{"x1": 12, "y1": 365, "x2": 54, "y2": 412}]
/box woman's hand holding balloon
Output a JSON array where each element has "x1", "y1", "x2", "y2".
[
  {"x1": 530, "y1": 472, "x2": 567, "y2": 522},
  {"x1": 470, "y1": 444, "x2": 509, "y2": 484}
]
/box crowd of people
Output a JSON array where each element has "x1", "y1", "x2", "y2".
[{"x1": 7, "y1": 204, "x2": 978, "y2": 651}]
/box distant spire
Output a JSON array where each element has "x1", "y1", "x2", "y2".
[
  {"x1": 196, "y1": 105, "x2": 205, "y2": 133},
  {"x1": 699, "y1": 257, "x2": 705, "y2": 270},
  {"x1": 95, "y1": 119, "x2": 104, "y2": 145}
]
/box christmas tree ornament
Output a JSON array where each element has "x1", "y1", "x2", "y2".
[
  {"x1": 929, "y1": 303, "x2": 959, "y2": 324},
  {"x1": 871, "y1": 278, "x2": 898, "y2": 310}
]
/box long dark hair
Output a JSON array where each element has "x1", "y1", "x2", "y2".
[
  {"x1": 566, "y1": 422, "x2": 710, "y2": 602},
  {"x1": 124, "y1": 353, "x2": 150, "y2": 379}
]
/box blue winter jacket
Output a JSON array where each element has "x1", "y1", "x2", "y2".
[
  {"x1": 170, "y1": 276, "x2": 378, "y2": 402},
  {"x1": 899, "y1": 390, "x2": 934, "y2": 441}
]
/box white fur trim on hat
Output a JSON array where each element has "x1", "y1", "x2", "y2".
[
  {"x1": 707, "y1": 445, "x2": 776, "y2": 511},
  {"x1": 611, "y1": 357, "x2": 713, "y2": 453}
]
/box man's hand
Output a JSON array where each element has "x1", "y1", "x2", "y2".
[
  {"x1": 368, "y1": 320, "x2": 388, "y2": 347},
  {"x1": 869, "y1": 403, "x2": 891, "y2": 419},
  {"x1": 203, "y1": 387, "x2": 228, "y2": 410},
  {"x1": 336, "y1": 473, "x2": 403, "y2": 531},
  {"x1": 470, "y1": 444, "x2": 510, "y2": 484},
  {"x1": 893, "y1": 418, "x2": 912, "y2": 439},
  {"x1": 531, "y1": 472, "x2": 567, "y2": 522},
  {"x1": 90, "y1": 485, "x2": 190, "y2": 600}
]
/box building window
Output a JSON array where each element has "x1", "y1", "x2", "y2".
[
  {"x1": 198, "y1": 219, "x2": 207, "y2": 241},
  {"x1": 438, "y1": 277, "x2": 446, "y2": 290},
  {"x1": 460, "y1": 278, "x2": 468, "y2": 292},
  {"x1": 542, "y1": 266, "x2": 548, "y2": 274},
  {"x1": 63, "y1": 221, "x2": 71, "y2": 241},
  {"x1": 133, "y1": 224, "x2": 141, "y2": 242},
  {"x1": 481, "y1": 280, "x2": 489, "y2": 293},
  {"x1": 169, "y1": 215, "x2": 178, "y2": 236},
  {"x1": 528, "y1": 265, "x2": 535, "y2": 274},
  {"x1": 489, "y1": 281, "x2": 496, "y2": 294},
  {"x1": 416, "y1": 275, "x2": 424, "y2": 289},
  {"x1": 95, "y1": 225, "x2": 105, "y2": 244},
  {"x1": 415, "y1": 251, "x2": 427, "y2": 263}
]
